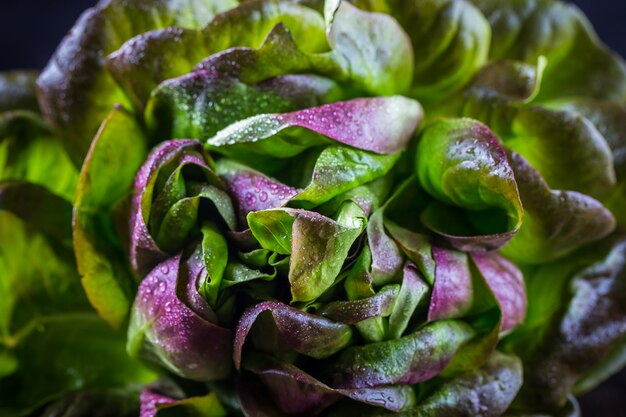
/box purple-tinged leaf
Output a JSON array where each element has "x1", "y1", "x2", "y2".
[
  {"x1": 36, "y1": 0, "x2": 232, "y2": 164},
  {"x1": 206, "y1": 96, "x2": 422, "y2": 156},
  {"x1": 399, "y1": 352, "x2": 523, "y2": 417},
  {"x1": 428, "y1": 247, "x2": 473, "y2": 322},
  {"x1": 320, "y1": 285, "x2": 400, "y2": 325},
  {"x1": 521, "y1": 238, "x2": 626, "y2": 407},
  {"x1": 471, "y1": 253, "x2": 527, "y2": 332},
  {"x1": 329, "y1": 320, "x2": 474, "y2": 389},
  {"x1": 140, "y1": 388, "x2": 176, "y2": 417},
  {"x1": 216, "y1": 159, "x2": 299, "y2": 226},
  {"x1": 233, "y1": 301, "x2": 353, "y2": 370},
  {"x1": 367, "y1": 209, "x2": 404, "y2": 286},
  {"x1": 245, "y1": 354, "x2": 416, "y2": 414},
  {"x1": 128, "y1": 255, "x2": 232, "y2": 381},
  {"x1": 129, "y1": 139, "x2": 235, "y2": 276},
  {"x1": 106, "y1": 1, "x2": 329, "y2": 109}
]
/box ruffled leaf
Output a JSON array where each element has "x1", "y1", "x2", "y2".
[{"x1": 502, "y1": 151, "x2": 615, "y2": 264}]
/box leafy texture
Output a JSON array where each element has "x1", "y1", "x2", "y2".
[
  {"x1": 5, "y1": 0, "x2": 625, "y2": 415},
  {"x1": 73, "y1": 106, "x2": 146, "y2": 327},
  {"x1": 128, "y1": 255, "x2": 232, "y2": 381},
  {"x1": 502, "y1": 151, "x2": 615, "y2": 264},
  {"x1": 388, "y1": 0, "x2": 491, "y2": 102},
  {"x1": 472, "y1": 0, "x2": 626, "y2": 102},
  {"x1": 37, "y1": 0, "x2": 235, "y2": 163},
  {"x1": 416, "y1": 118, "x2": 523, "y2": 251}
]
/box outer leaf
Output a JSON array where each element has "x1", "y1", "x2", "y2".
[
  {"x1": 73, "y1": 106, "x2": 146, "y2": 327},
  {"x1": 107, "y1": 0, "x2": 329, "y2": 107},
  {"x1": 416, "y1": 118, "x2": 523, "y2": 251},
  {"x1": 516, "y1": 237, "x2": 626, "y2": 407},
  {"x1": 37, "y1": 0, "x2": 234, "y2": 163},
  {"x1": 0, "y1": 313, "x2": 155, "y2": 416},
  {"x1": 35, "y1": 389, "x2": 139, "y2": 417},
  {"x1": 0, "y1": 111, "x2": 77, "y2": 201},
  {"x1": 0, "y1": 181, "x2": 72, "y2": 243},
  {"x1": 472, "y1": 0, "x2": 626, "y2": 102},
  {"x1": 501, "y1": 151, "x2": 615, "y2": 264},
  {"x1": 387, "y1": 0, "x2": 491, "y2": 102},
  {"x1": 507, "y1": 106, "x2": 615, "y2": 199},
  {"x1": 324, "y1": 0, "x2": 414, "y2": 95},
  {"x1": 543, "y1": 98, "x2": 626, "y2": 227}
]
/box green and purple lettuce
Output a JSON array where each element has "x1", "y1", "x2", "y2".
[{"x1": 1, "y1": 0, "x2": 626, "y2": 416}]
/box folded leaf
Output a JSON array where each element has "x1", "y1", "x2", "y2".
[
  {"x1": 129, "y1": 139, "x2": 235, "y2": 276},
  {"x1": 128, "y1": 255, "x2": 232, "y2": 381},
  {"x1": 233, "y1": 301, "x2": 353, "y2": 369},
  {"x1": 416, "y1": 118, "x2": 523, "y2": 251}
]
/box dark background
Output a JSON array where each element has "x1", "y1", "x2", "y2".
[{"x1": 0, "y1": 0, "x2": 625, "y2": 415}]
